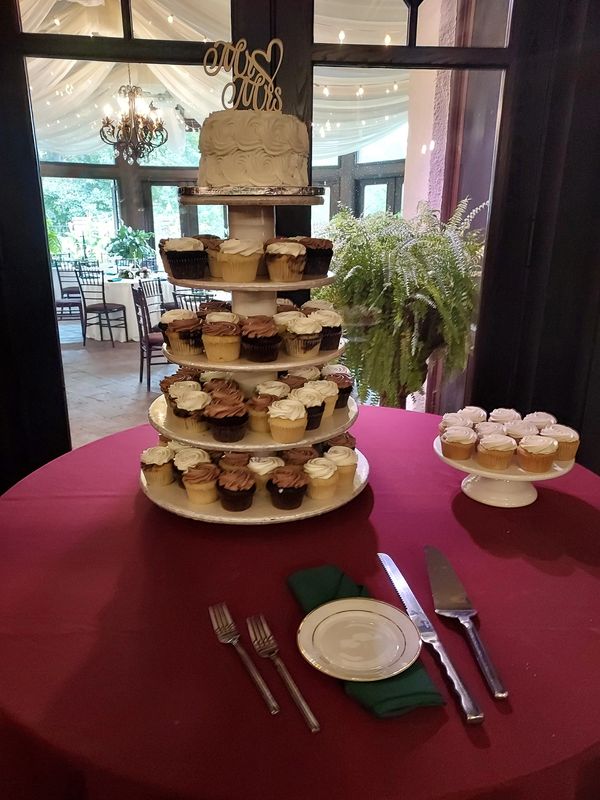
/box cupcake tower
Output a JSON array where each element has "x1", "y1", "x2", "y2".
[
  {"x1": 434, "y1": 405, "x2": 578, "y2": 508},
  {"x1": 141, "y1": 194, "x2": 370, "y2": 524}
]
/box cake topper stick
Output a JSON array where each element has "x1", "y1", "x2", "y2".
[{"x1": 203, "y1": 38, "x2": 284, "y2": 112}]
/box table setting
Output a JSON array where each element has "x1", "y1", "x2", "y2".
[{"x1": 0, "y1": 406, "x2": 599, "y2": 800}]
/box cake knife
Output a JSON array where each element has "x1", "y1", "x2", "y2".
[
  {"x1": 424, "y1": 545, "x2": 508, "y2": 699},
  {"x1": 377, "y1": 552, "x2": 484, "y2": 724}
]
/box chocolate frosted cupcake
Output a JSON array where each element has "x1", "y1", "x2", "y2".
[
  {"x1": 217, "y1": 468, "x2": 256, "y2": 511},
  {"x1": 203, "y1": 400, "x2": 249, "y2": 443},
  {"x1": 248, "y1": 456, "x2": 285, "y2": 490},
  {"x1": 241, "y1": 316, "x2": 282, "y2": 362},
  {"x1": 202, "y1": 321, "x2": 242, "y2": 362},
  {"x1": 203, "y1": 377, "x2": 240, "y2": 394},
  {"x1": 290, "y1": 386, "x2": 325, "y2": 431},
  {"x1": 158, "y1": 308, "x2": 198, "y2": 334},
  {"x1": 209, "y1": 385, "x2": 245, "y2": 405},
  {"x1": 267, "y1": 466, "x2": 309, "y2": 509},
  {"x1": 326, "y1": 373, "x2": 353, "y2": 409},
  {"x1": 246, "y1": 394, "x2": 274, "y2": 433},
  {"x1": 182, "y1": 463, "x2": 220, "y2": 505},
  {"x1": 159, "y1": 236, "x2": 208, "y2": 280},
  {"x1": 276, "y1": 298, "x2": 300, "y2": 313},
  {"x1": 265, "y1": 240, "x2": 306, "y2": 282},
  {"x1": 308, "y1": 310, "x2": 343, "y2": 351},
  {"x1": 290, "y1": 237, "x2": 333, "y2": 276},
  {"x1": 322, "y1": 432, "x2": 356, "y2": 452},
  {"x1": 301, "y1": 299, "x2": 334, "y2": 315},
  {"x1": 283, "y1": 316, "x2": 322, "y2": 360},
  {"x1": 282, "y1": 446, "x2": 320, "y2": 466},
  {"x1": 164, "y1": 316, "x2": 203, "y2": 356},
  {"x1": 219, "y1": 452, "x2": 251, "y2": 472},
  {"x1": 196, "y1": 299, "x2": 230, "y2": 319},
  {"x1": 278, "y1": 374, "x2": 306, "y2": 391}
]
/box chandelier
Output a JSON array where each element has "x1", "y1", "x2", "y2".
[{"x1": 100, "y1": 75, "x2": 168, "y2": 164}]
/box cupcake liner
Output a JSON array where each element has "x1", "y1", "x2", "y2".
[
  {"x1": 218, "y1": 485, "x2": 255, "y2": 512},
  {"x1": 283, "y1": 332, "x2": 322, "y2": 360},
  {"x1": 267, "y1": 482, "x2": 307, "y2": 509},
  {"x1": 177, "y1": 414, "x2": 208, "y2": 433},
  {"x1": 555, "y1": 440, "x2": 579, "y2": 461},
  {"x1": 207, "y1": 415, "x2": 248, "y2": 443},
  {"x1": 241, "y1": 334, "x2": 282, "y2": 363},
  {"x1": 159, "y1": 247, "x2": 208, "y2": 280},
  {"x1": 168, "y1": 331, "x2": 203, "y2": 356},
  {"x1": 305, "y1": 403, "x2": 325, "y2": 431},
  {"x1": 476, "y1": 448, "x2": 514, "y2": 470},
  {"x1": 304, "y1": 249, "x2": 333, "y2": 276},
  {"x1": 268, "y1": 416, "x2": 308, "y2": 444},
  {"x1": 307, "y1": 474, "x2": 339, "y2": 501},
  {"x1": 202, "y1": 334, "x2": 241, "y2": 362},
  {"x1": 516, "y1": 448, "x2": 555, "y2": 473},
  {"x1": 321, "y1": 395, "x2": 338, "y2": 418},
  {"x1": 442, "y1": 440, "x2": 475, "y2": 460},
  {"x1": 247, "y1": 408, "x2": 270, "y2": 433},
  {"x1": 334, "y1": 387, "x2": 352, "y2": 410},
  {"x1": 319, "y1": 327, "x2": 342, "y2": 351},
  {"x1": 183, "y1": 480, "x2": 218, "y2": 505},
  {"x1": 207, "y1": 250, "x2": 223, "y2": 279},
  {"x1": 217, "y1": 252, "x2": 261, "y2": 283},
  {"x1": 266, "y1": 254, "x2": 306, "y2": 282},
  {"x1": 142, "y1": 463, "x2": 175, "y2": 486},
  {"x1": 335, "y1": 463, "x2": 357, "y2": 489}
]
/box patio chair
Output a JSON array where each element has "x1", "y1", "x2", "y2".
[
  {"x1": 140, "y1": 276, "x2": 177, "y2": 318},
  {"x1": 131, "y1": 286, "x2": 167, "y2": 390},
  {"x1": 54, "y1": 264, "x2": 81, "y2": 300},
  {"x1": 174, "y1": 290, "x2": 214, "y2": 312},
  {"x1": 75, "y1": 266, "x2": 128, "y2": 348}
]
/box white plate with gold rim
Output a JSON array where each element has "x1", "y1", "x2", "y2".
[{"x1": 297, "y1": 598, "x2": 421, "y2": 682}]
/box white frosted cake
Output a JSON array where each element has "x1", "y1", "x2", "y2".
[{"x1": 198, "y1": 110, "x2": 309, "y2": 188}]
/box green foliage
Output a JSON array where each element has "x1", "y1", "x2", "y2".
[
  {"x1": 46, "y1": 219, "x2": 61, "y2": 255},
  {"x1": 319, "y1": 200, "x2": 485, "y2": 406},
  {"x1": 106, "y1": 225, "x2": 154, "y2": 261}
]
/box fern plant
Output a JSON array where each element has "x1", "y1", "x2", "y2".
[{"x1": 318, "y1": 200, "x2": 485, "y2": 406}]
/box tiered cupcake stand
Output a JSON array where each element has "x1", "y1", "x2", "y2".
[{"x1": 140, "y1": 189, "x2": 370, "y2": 524}]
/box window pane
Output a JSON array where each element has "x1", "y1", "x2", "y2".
[
  {"x1": 363, "y1": 184, "x2": 388, "y2": 215},
  {"x1": 314, "y1": 0, "x2": 407, "y2": 46},
  {"x1": 19, "y1": 0, "x2": 123, "y2": 36},
  {"x1": 131, "y1": 0, "x2": 231, "y2": 41},
  {"x1": 141, "y1": 130, "x2": 200, "y2": 168},
  {"x1": 358, "y1": 124, "x2": 408, "y2": 163},
  {"x1": 417, "y1": 0, "x2": 511, "y2": 47},
  {"x1": 152, "y1": 185, "x2": 181, "y2": 240},
  {"x1": 311, "y1": 187, "x2": 332, "y2": 236},
  {"x1": 42, "y1": 177, "x2": 117, "y2": 260},
  {"x1": 197, "y1": 206, "x2": 228, "y2": 239}
]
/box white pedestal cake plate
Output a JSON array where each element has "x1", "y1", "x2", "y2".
[
  {"x1": 433, "y1": 436, "x2": 574, "y2": 507},
  {"x1": 140, "y1": 449, "x2": 369, "y2": 525},
  {"x1": 142, "y1": 190, "x2": 370, "y2": 524}
]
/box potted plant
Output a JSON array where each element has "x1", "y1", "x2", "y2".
[
  {"x1": 106, "y1": 225, "x2": 154, "y2": 276},
  {"x1": 318, "y1": 200, "x2": 485, "y2": 407}
]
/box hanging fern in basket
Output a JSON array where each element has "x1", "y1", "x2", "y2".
[{"x1": 316, "y1": 200, "x2": 485, "y2": 407}]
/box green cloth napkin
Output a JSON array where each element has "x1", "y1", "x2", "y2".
[{"x1": 288, "y1": 564, "x2": 445, "y2": 718}]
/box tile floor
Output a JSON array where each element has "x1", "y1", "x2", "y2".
[{"x1": 59, "y1": 320, "x2": 424, "y2": 449}]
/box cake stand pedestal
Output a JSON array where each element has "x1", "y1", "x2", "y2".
[{"x1": 433, "y1": 437, "x2": 574, "y2": 508}]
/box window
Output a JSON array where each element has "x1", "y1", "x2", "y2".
[
  {"x1": 130, "y1": 0, "x2": 231, "y2": 41},
  {"x1": 19, "y1": 0, "x2": 123, "y2": 35},
  {"x1": 314, "y1": 0, "x2": 407, "y2": 46}
]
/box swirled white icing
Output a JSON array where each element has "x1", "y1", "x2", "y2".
[
  {"x1": 290, "y1": 387, "x2": 324, "y2": 408},
  {"x1": 273, "y1": 311, "x2": 304, "y2": 327},
  {"x1": 175, "y1": 391, "x2": 212, "y2": 412},
  {"x1": 540, "y1": 424, "x2": 579, "y2": 442},
  {"x1": 523, "y1": 411, "x2": 557, "y2": 430},
  {"x1": 168, "y1": 382, "x2": 202, "y2": 400},
  {"x1": 266, "y1": 242, "x2": 306, "y2": 257},
  {"x1": 174, "y1": 448, "x2": 212, "y2": 471},
  {"x1": 164, "y1": 237, "x2": 204, "y2": 252},
  {"x1": 198, "y1": 110, "x2": 309, "y2": 188},
  {"x1": 309, "y1": 310, "x2": 343, "y2": 328},
  {"x1": 248, "y1": 456, "x2": 285, "y2": 476},
  {"x1": 489, "y1": 408, "x2": 522, "y2": 423},
  {"x1": 519, "y1": 434, "x2": 558, "y2": 454},
  {"x1": 309, "y1": 379, "x2": 339, "y2": 399},
  {"x1": 255, "y1": 380, "x2": 290, "y2": 398},
  {"x1": 478, "y1": 434, "x2": 517, "y2": 452},
  {"x1": 324, "y1": 446, "x2": 357, "y2": 466},
  {"x1": 304, "y1": 457, "x2": 337, "y2": 480},
  {"x1": 440, "y1": 413, "x2": 473, "y2": 431},
  {"x1": 321, "y1": 364, "x2": 352, "y2": 377},
  {"x1": 219, "y1": 239, "x2": 263, "y2": 256},
  {"x1": 286, "y1": 316, "x2": 322, "y2": 335},
  {"x1": 301, "y1": 300, "x2": 334, "y2": 311},
  {"x1": 442, "y1": 426, "x2": 477, "y2": 445},
  {"x1": 475, "y1": 421, "x2": 505, "y2": 437},
  {"x1": 267, "y1": 398, "x2": 307, "y2": 421},
  {"x1": 458, "y1": 406, "x2": 487, "y2": 424},
  {"x1": 289, "y1": 366, "x2": 321, "y2": 381},
  {"x1": 205, "y1": 312, "x2": 241, "y2": 324},
  {"x1": 141, "y1": 446, "x2": 172, "y2": 466},
  {"x1": 160, "y1": 309, "x2": 197, "y2": 324},
  {"x1": 503, "y1": 421, "x2": 539, "y2": 440}
]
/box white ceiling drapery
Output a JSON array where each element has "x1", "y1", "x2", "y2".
[{"x1": 22, "y1": 0, "x2": 410, "y2": 161}]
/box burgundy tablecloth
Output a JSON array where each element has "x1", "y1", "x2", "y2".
[{"x1": 1, "y1": 407, "x2": 599, "y2": 800}]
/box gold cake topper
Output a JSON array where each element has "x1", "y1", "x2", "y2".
[{"x1": 203, "y1": 38, "x2": 283, "y2": 112}]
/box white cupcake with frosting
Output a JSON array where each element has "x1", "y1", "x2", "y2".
[
  {"x1": 503, "y1": 420, "x2": 539, "y2": 442},
  {"x1": 476, "y1": 434, "x2": 517, "y2": 470},
  {"x1": 265, "y1": 240, "x2": 306, "y2": 282},
  {"x1": 283, "y1": 316, "x2": 322, "y2": 360},
  {"x1": 247, "y1": 456, "x2": 286, "y2": 490},
  {"x1": 475, "y1": 421, "x2": 505, "y2": 439},
  {"x1": 303, "y1": 457, "x2": 339, "y2": 500},
  {"x1": 173, "y1": 447, "x2": 212, "y2": 478},
  {"x1": 255, "y1": 380, "x2": 290, "y2": 399},
  {"x1": 173, "y1": 390, "x2": 212, "y2": 432},
  {"x1": 323, "y1": 445, "x2": 357, "y2": 488},
  {"x1": 302, "y1": 299, "x2": 334, "y2": 314},
  {"x1": 267, "y1": 398, "x2": 308, "y2": 444},
  {"x1": 517, "y1": 434, "x2": 558, "y2": 473},
  {"x1": 540, "y1": 424, "x2": 580, "y2": 461},
  {"x1": 216, "y1": 238, "x2": 263, "y2": 282},
  {"x1": 321, "y1": 363, "x2": 352, "y2": 378},
  {"x1": 440, "y1": 426, "x2": 477, "y2": 460},
  {"x1": 140, "y1": 446, "x2": 174, "y2": 486},
  {"x1": 439, "y1": 412, "x2": 473, "y2": 434},
  {"x1": 489, "y1": 408, "x2": 522, "y2": 424},
  {"x1": 458, "y1": 406, "x2": 487, "y2": 424},
  {"x1": 308, "y1": 379, "x2": 339, "y2": 418},
  {"x1": 273, "y1": 310, "x2": 305, "y2": 335},
  {"x1": 523, "y1": 411, "x2": 557, "y2": 431}
]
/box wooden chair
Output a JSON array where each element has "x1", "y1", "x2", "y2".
[
  {"x1": 140, "y1": 276, "x2": 177, "y2": 317},
  {"x1": 75, "y1": 267, "x2": 128, "y2": 347},
  {"x1": 54, "y1": 264, "x2": 81, "y2": 300},
  {"x1": 174, "y1": 289, "x2": 214, "y2": 312},
  {"x1": 131, "y1": 286, "x2": 167, "y2": 390}
]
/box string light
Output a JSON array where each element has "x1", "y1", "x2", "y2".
[
  {"x1": 167, "y1": 14, "x2": 174, "y2": 24},
  {"x1": 429, "y1": 140, "x2": 435, "y2": 151},
  {"x1": 338, "y1": 30, "x2": 345, "y2": 43},
  {"x1": 323, "y1": 86, "x2": 330, "y2": 97},
  {"x1": 356, "y1": 85, "x2": 364, "y2": 97},
  {"x1": 53, "y1": 17, "x2": 60, "y2": 26},
  {"x1": 361, "y1": 120, "x2": 365, "y2": 126},
  {"x1": 421, "y1": 144, "x2": 427, "y2": 154},
  {"x1": 386, "y1": 88, "x2": 390, "y2": 94},
  {"x1": 336, "y1": 122, "x2": 341, "y2": 128},
  {"x1": 393, "y1": 82, "x2": 398, "y2": 91},
  {"x1": 384, "y1": 34, "x2": 391, "y2": 45}
]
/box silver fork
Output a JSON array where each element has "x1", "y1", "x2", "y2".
[
  {"x1": 209, "y1": 603, "x2": 279, "y2": 715},
  {"x1": 247, "y1": 615, "x2": 320, "y2": 733}
]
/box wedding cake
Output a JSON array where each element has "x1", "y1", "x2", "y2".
[{"x1": 198, "y1": 109, "x2": 309, "y2": 189}]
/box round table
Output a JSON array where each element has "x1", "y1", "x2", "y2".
[{"x1": 1, "y1": 407, "x2": 599, "y2": 800}]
